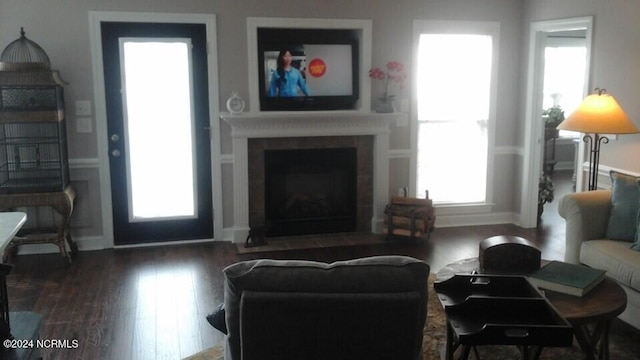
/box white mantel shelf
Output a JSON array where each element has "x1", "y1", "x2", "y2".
[
  {"x1": 221, "y1": 111, "x2": 406, "y2": 243},
  {"x1": 220, "y1": 111, "x2": 404, "y2": 138}
]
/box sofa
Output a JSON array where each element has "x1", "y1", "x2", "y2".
[
  {"x1": 559, "y1": 180, "x2": 640, "y2": 329},
  {"x1": 219, "y1": 255, "x2": 430, "y2": 360}
]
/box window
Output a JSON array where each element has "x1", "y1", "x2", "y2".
[
  {"x1": 121, "y1": 39, "x2": 197, "y2": 220},
  {"x1": 414, "y1": 21, "x2": 498, "y2": 205}
]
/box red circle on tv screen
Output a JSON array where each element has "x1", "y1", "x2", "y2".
[{"x1": 308, "y1": 58, "x2": 327, "y2": 78}]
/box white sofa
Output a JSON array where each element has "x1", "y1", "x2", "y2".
[{"x1": 559, "y1": 190, "x2": 640, "y2": 329}]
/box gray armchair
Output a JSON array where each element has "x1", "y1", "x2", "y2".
[{"x1": 221, "y1": 256, "x2": 430, "y2": 360}]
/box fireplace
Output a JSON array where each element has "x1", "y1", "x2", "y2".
[
  {"x1": 222, "y1": 111, "x2": 399, "y2": 243},
  {"x1": 248, "y1": 135, "x2": 374, "y2": 238},
  {"x1": 264, "y1": 147, "x2": 357, "y2": 237}
]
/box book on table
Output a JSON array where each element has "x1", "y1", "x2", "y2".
[{"x1": 528, "y1": 261, "x2": 606, "y2": 297}]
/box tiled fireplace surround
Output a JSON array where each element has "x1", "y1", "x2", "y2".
[
  {"x1": 249, "y1": 135, "x2": 372, "y2": 235},
  {"x1": 222, "y1": 112, "x2": 400, "y2": 243}
]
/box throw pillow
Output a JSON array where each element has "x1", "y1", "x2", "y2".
[
  {"x1": 206, "y1": 303, "x2": 227, "y2": 334},
  {"x1": 633, "y1": 179, "x2": 640, "y2": 251},
  {"x1": 606, "y1": 170, "x2": 640, "y2": 241}
]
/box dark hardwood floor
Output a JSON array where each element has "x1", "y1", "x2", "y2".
[{"x1": 3, "y1": 170, "x2": 594, "y2": 359}]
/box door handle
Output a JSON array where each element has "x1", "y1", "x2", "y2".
[
  {"x1": 111, "y1": 149, "x2": 121, "y2": 157},
  {"x1": 111, "y1": 134, "x2": 120, "y2": 142}
]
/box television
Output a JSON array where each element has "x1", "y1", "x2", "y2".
[{"x1": 256, "y1": 28, "x2": 360, "y2": 111}]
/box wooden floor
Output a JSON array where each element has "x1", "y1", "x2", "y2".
[{"x1": 3, "y1": 171, "x2": 591, "y2": 360}]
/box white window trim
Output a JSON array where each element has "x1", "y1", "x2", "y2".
[{"x1": 410, "y1": 20, "x2": 500, "y2": 212}]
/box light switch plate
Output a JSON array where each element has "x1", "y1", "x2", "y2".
[
  {"x1": 76, "y1": 117, "x2": 93, "y2": 133},
  {"x1": 75, "y1": 100, "x2": 92, "y2": 116}
]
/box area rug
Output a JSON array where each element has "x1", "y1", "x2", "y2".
[{"x1": 184, "y1": 274, "x2": 640, "y2": 360}]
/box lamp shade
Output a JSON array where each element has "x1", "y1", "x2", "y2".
[{"x1": 556, "y1": 92, "x2": 639, "y2": 134}]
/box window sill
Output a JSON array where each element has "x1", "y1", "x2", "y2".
[{"x1": 433, "y1": 202, "x2": 494, "y2": 215}]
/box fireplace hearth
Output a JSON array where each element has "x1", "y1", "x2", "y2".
[{"x1": 264, "y1": 147, "x2": 357, "y2": 237}]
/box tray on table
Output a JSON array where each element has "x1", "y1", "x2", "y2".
[{"x1": 434, "y1": 274, "x2": 573, "y2": 347}]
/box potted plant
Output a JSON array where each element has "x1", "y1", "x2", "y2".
[
  {"x1": 369, "y1": 61, "x2": 407, "y2": 113},
  {"x1": 538, "y1": 175, "x2": 555, "y2": 219},
  {"x1": 542, "y1": 105, "x2": 564, "y2": 140},
  {"x1": 543, "y1": 105, "x2": 565, "y2": 127}
]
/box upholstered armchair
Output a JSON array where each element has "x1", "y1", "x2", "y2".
[
  {"x1": 559, "y1": 177, "x2": 640, "y2": 329},
  {"x1": 216, "y1": 256, "x2": 430, "y2": 360}
]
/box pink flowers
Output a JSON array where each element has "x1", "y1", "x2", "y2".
[
  {"x1": 368, "y1": 67, "x2": 386, "y2": 80},
  {"x1": 369, "y1": 61, "x2": 407, "y2": 101},
  {"x1": 386, "y1": 61, "x2": 404, "y2": 72}
]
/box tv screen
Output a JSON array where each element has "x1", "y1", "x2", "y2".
[{"x1": 257, "y1": 28, "x2": 360, "y2": 111}]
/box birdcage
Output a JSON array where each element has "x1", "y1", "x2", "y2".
[{"x1": 0, "y1": 28, "x2": 69, "y2": 193}]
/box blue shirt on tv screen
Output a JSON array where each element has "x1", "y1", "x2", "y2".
[{"x1": 268, "y1": 67, "x2": 310, "y2": 97}]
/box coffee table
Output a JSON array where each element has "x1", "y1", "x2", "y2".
[{"x1": 437, "y1": 258, "x2": 627, "y2": 360}]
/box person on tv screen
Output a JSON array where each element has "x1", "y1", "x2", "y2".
[{"x1": 268, "y1": 49, "x2": 310, "y2": 97}]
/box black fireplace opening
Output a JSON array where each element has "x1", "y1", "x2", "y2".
[{"x1": 264, "y1": 147, "x2": 357, "y2": 237}]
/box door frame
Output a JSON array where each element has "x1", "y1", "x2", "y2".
[
  {"x1": 520, "y1": 16, "x2": 593, "y2": 228},
  {"x1": 89, "y1": 11, "x2": 223, "y2": 248}
]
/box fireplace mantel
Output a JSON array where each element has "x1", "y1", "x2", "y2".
[
  {"x1": 223, "y1": 111, "x2": 402, "y2": 138},
  {"x1": 221, "y1": 111, "x2": 405, "y2": 242}
]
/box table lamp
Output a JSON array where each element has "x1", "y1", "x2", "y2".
[{"x1": 556, "y1": 88, "x2": 639, "y2": 190}]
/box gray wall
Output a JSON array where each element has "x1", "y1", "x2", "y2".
[
  {"x1": 2, "y1": 0, "x2": 637, "y2": 248},
  {"x1": 524, "y1": 0, "x2": 640, "y2": 174}
]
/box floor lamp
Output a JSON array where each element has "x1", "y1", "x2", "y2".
[{"x1": 556, "y1": 88, "x2": 639, "y2": 191}]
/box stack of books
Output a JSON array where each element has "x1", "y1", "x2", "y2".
[{"x1": 528, "y1": 261, "x2": 606, "y2": 297}]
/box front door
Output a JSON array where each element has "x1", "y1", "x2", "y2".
[{"x1": 101, "y1": 22, "x2": 213, "y2": 245}]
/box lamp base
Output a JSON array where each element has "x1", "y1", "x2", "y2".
[{"x1": 583, "y1": 133, "x2": 609, "y2": 191}]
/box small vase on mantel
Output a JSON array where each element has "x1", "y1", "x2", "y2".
[{"x1": 375, "y1": 98, "x2": 395, "y2": 113}]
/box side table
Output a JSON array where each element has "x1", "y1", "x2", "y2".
[
  {"x1": 0, "y1": 186, "x2": 77, "y2": 263},
  {"x1": 544, "y1": 278, "x2": 627, "y2": 360},
  {"x1": 437, "y1": 257, "x2": 627, "y2": 360}
]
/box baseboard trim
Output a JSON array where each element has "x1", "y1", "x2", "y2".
[
  {"x1": 434, "y1": 211, "x2": 516, "y2": 228},
  {"x1": 13, "y1": 235, "x2": 225, "y2": 255},
  {"x1": 18, "y1": 212, "x2": 526, "y2": 254},
  {"x1": 14, "y1": 235, "x2": 106, "y2": 255},
  {"x1": 220, "y1": 213, "x2": 521, "y2": 239}
]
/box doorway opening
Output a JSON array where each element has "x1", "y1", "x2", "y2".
[
  {"x1": 540, "y1": 30, "x2": 588, "y2": 218},
  {"x1": 521, "y1": 17, "x2": 593, "y2": 228}
]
